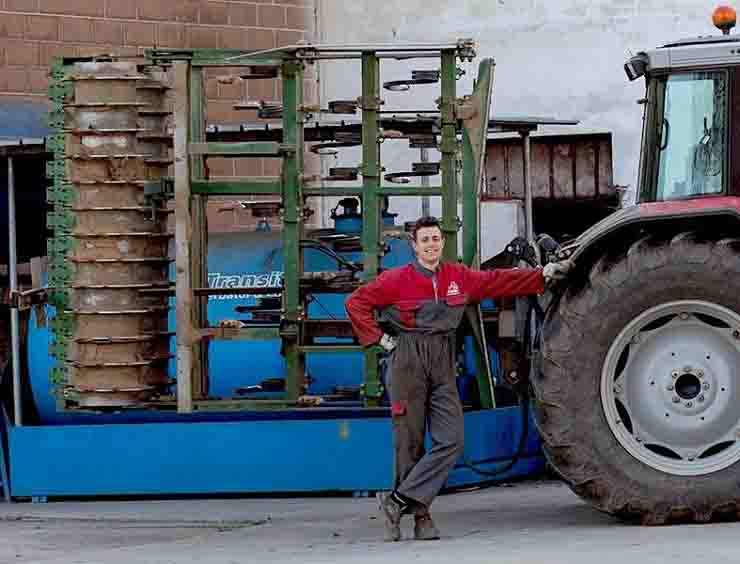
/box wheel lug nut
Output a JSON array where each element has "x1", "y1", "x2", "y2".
[
  {"x1": 667, "y1": 384, "x2": 674, "y2": 391},
  {"x1": 688, "y1": 454, "x2": 696, "y2": 461},
  {"x1": 734, "y1": 330, "x2": 740, "y2": 339},
  {"x1": 698, "y1": 395, "x2": 705, "y2": 402},
  {"x1": 683, "y1": 366, "x2": 692, "y2": 373},
  {"x1": 614, "y1": 385, "x2": 622, "y2": 394},
  {"x1": 697, "y1": 370, "x2": 704, "y2": 378},
  {"x1": 672, "y1": 397, "x2": 680, "y2": 403},
  {"x1": 686, "y1": 401, "x2": 693, "y2": 408},
  {"x1": 679, "y1": 312, "x2": 689, "y2": 320},
  {"x1": 703, "y1": 382, "x2": 710, "y2": 390},
  {"x1": 631, "y1": 335, "x2": 640, "y2": 344}
]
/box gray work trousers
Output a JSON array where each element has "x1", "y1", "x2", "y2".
[{"x1": 387, "y1": 332, "x2": 464, "y2": 509}]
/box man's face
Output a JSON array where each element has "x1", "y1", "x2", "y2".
[{"x1": 412, "y1": 226, "x2": 445, "y2": 266}]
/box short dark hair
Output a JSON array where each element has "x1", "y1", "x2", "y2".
[{"x1": 412, "y1": 216, "x2": 443, "y2": 241}]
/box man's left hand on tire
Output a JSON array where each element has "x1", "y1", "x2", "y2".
[{"x1": 543, "y1": 259, "x2": 574, "y2": 286}]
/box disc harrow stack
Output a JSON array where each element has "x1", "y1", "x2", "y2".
[{"x1": 48, "y1": 59, "x2": 174, "y2": 408}]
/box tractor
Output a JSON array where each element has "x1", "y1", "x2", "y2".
[{"x1": 536, "y1": 5, "x2": 740, "y2": 524}]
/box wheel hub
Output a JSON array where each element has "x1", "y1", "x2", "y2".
[
  {"x1": 675, "y1": 371, "x2": 701, "y2": 400},
  {"x1": 602, "y1": 300, "x2": 740, "y2": 476}
]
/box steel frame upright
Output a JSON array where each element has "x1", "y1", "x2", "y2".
[
  {"x1": 281, "y1": 60, "x2": 305, "y2": 401},
  {"x1": 359, "y1": 51, "x2": 383, "y2": 404},
  {"x1": 440, "y1": 49, "x2": 459, "y2": 263}
]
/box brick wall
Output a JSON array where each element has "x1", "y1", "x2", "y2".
[
  {"x1": 0, "y1": 0, "x2": 312, "y2": 98},
  {"x1": 0, "y1": 0, "x2": 316, "y2": 232}
]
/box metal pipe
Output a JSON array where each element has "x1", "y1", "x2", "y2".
[
  {"x1": 521, "y1": 131, "x2": 536, "y2": 252},
  {"x1": 359, "y1": 51, "x2": 382, "y2": 407},
  {"x1": 440, "y1": 49, "x2": 458, "y2": 262},
  {"x1": 224, "y1": 42, "x2": 470, "y2": 61},
  {"x1": 8, "y1": 157, "x2": 21, "y2": 426},
  {"x1": 420, "y1": 147, "x2": 430, "y2": 216}
]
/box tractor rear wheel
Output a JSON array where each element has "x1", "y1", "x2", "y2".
[{"x1": 535, "y1": 234, "x2": 740, "y2": 524}]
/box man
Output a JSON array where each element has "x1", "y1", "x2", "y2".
[{"x1": 345, "y1": 216, "x2": 570, "y2": 541}]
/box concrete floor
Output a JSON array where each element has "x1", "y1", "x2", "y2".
[{"x1": 1, "y1": 480, "x2": 738, "y2": 564}]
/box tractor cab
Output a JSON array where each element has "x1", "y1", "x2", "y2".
[{"x1": 626, "y1": 6, "x2": 740, "y2": 203}]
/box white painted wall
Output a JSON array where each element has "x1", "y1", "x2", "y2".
[{"x1": 311, "y1": 0, "x2": 725, "y2": 228}]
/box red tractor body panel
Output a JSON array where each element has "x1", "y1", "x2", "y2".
[
  {"x1": 567, "y1": 196, "x2": 740, "y2": 264},
  {"x1": 639, "y1": 196, "x2": 740, "y2": 216}
]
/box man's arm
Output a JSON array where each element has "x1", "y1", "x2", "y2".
[
  {"x1": 461, "y1": 265, "x2": 545, "y2": 302},
  {"x1": 345, "y1": 270, "x2": 400, "y2": 346}
]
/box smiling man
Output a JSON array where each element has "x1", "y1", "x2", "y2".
[{"x1": 346, "y1": 216, "x2": 565, "y2": 541}]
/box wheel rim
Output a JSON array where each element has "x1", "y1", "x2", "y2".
[{"x1": 601, "y1": 300, "x2": 740, "y2": 476}]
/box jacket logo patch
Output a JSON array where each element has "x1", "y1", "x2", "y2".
[{"x1": 446, "y1": 281, "x2": 460, "y2": 296}]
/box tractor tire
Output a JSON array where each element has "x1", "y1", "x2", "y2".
[{"x1": 534, "y1": 233, "x2": 740, "y2": 524}]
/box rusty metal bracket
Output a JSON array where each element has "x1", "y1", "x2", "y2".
[
  {"x1": 357, "y1": 95, "x2": 383, "y2": 111},
  {"x1": 9, "y1": 288, "x2": 49, "y2": 310},
  {"x1": 323, "y1": 167, "x2": 358, "y2": 182},
  {"x1": 233, "y1": 100, "x2": 284, "y2": 119},
  {"x1": 310, "y1": 131, "x2": 362, "y2": 154},
  {"x1": 257, "y1": 103, "x2": 283, "y2": 119},
  {"x1": 243, "y1": 66, "x2": 280, "y2": 79},
  {"x1": 328, "y1": 100, "x2": 358, "y2": 114},
  {"x1": 239, "y1": 199, "x2": 282, "y2": 217},
  {"x1": 384, "y1": 161, "x2": 440, "y2": 184},
  {"x1": 378, "y1": 129, "x2": 404, "y2": 141},
  {"x1": 383, "y1": 70, "x2": 440, "y2": 92},
  {"x1": 217, "y1": 66, "x2": 279, "y2": 82},
  {"x1": 409, "y1": 134, "x2": 438, "y2": 148}
]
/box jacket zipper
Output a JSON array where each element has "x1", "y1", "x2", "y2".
[{"x1": 432, "y1": 275, "x2": 438, "y2": 303}]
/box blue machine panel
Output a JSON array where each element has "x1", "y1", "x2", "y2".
[
  {"x1": 15, "y1": 227, "x2": 544, "y2": 497},
  {"x1": 8, "y1": 407, "x2": 542, "y2": 498},
  {"x1": 28, "y1": 231, "x2": 416, "y2": 420},
  {"x1": 202, "y1": 232, "x2": 415, "y2": 399}
]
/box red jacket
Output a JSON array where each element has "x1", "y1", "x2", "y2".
[{"x1": 345, "y1": 261, "x2": 544, "y2": 346}]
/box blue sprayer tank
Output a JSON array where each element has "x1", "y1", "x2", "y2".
[{"x1": 27, "y1": 214, "x2": 416, "y2": 422}]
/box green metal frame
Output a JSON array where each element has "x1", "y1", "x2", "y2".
[
  {"x1": 46, "y1": 57, "x2": 76, "y2": 392},
  {"x1": 280, "y1": 60, "x2": 305, "y2": 401},
  {"x1": 143, "y1": 42, "x2": 496, "y2": 410},
  {"x1": 461, "y1": 59, "x2": 496, "y2": 408},
  {"x1": 440, "y1": 49, "x2": 459, "y2": 263},
  {"x1": 359, "y1": 52, "x2": 383, "y2": 403}
]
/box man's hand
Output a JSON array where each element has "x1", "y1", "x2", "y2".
[
  {"x1": 543, "y1": 259, "x2": 574, "y2": 286},
  {"x1": 379, "y1": 333, "x2": 397, "y2": 352}
]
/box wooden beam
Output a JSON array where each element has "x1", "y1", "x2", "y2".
[
  {"x1": 173, "y1": 61, "x2": 193, "y2": 413},
  {"x1": 190, "y1": 67, "x2": 209, "y2": 401}
]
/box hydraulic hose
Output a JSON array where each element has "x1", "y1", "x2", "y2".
[
  {"x1": 457, "y1": 247, "x2": 546, "y2": 479},
  {"x1": 457, "y1": 296, "x2": 543, "y2": 479}
]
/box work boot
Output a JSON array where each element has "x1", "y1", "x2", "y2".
[
  {"x1": 414, "y1": 513, "x2": 441, "y2": 541},
  {"x1": 377, "y1": 492, "x2": 403, "y2": 541}
]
